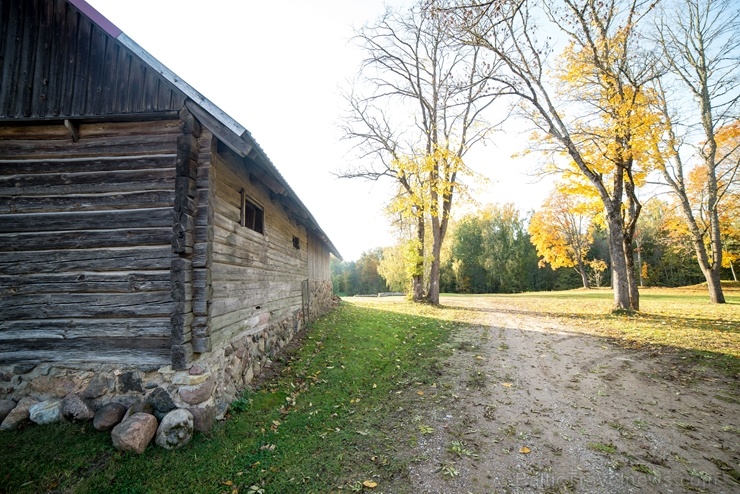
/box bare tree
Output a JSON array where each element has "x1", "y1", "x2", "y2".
[
  {"x1": 339, "y1": 0, "x2": 501, "y2": 304},
  {"x1": 441, "y1": 0, "x2": 659, "y2": 311},
  {"x1": 653, "y1": 0, "x2": 740, "y2": 303}
]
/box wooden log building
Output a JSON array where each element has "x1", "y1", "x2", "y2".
[{"x1": 0, "y1": 0, "x2": 341, "y2": 421}]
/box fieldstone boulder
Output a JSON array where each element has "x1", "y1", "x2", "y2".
[
  {"x1": 188, "y1": 406, "x2": 215, "y2": 432},
  {"x1": 155, "y1": 409, "x2": 194, "y2": 450},
  {"x1": 146, "y1": 387, "x2": 177, "y2": 421},
  {"x1": 123, "y1": 401, "x2": 154, "y2": 421},
  {"x1": 61, "y1": 393, "x2": 94, "y2": 422},
  {"x1": 0, "y1": 396, "x2": 38, "y2": 430},
  {"x1": 118, "y1": 371, "x2": 144, "y2": 394},
  {"x1": 0, "y1": 399, "x2": 16, "y2": 423},
  {"x1": 111, "y1": 413, "x2": 157, "y2": 454},
  {"x1": 82, "y1": 374, "x2": 111, "y2": 399},
  {"x1": 29, "y1": 375, "x2": 81, "y2": 398},
  {"x1": 93, "y1": 403, "x2": 127, "y2": 431},
  {"x1": 29, "y1": 400, "x2": 62, "y2": 425},
  {"x1": 179, "y1": 376, "x2": 215, "y2": 405}
]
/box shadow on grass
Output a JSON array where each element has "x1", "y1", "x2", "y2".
[{"x1": 439, "y1": 301, "x2": 740, "y2": 379}]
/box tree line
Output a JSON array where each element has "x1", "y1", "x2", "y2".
[
  {"x1": 333, "y1": 195, "x2": 737, "y2": 297},
  {"x1": 338, "y1": 0, "x2": 740, "y2": 309}
]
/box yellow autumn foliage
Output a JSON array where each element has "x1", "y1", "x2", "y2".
[{"x1": 528, "y1": 189, "x2": 595, "y2": 270}]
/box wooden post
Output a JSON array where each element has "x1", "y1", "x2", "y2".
[{"x1": 171, "y1": 106, "x2": 202, "y2": 369}]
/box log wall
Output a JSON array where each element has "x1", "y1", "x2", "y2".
[
  {"x1": 0, "y1": 119, "x2": 180, "y2": 367},
  {"x1": 205, "y1": 148, "x2": 309, "y2": 351}
]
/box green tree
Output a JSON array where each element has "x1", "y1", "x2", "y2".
[
  {"x1": 652, "y1": 0, "x2": 740, "y2": 303},
  {"x1": 443, "y1": 0, "x2": 660, "y2": 311},
  {"x1": 340, "y1": 0, "x2": 501, "y2": 304}
]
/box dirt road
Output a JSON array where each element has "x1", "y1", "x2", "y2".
[{"x1": 403, "y1": 296, "x2": 739, "y2": 493}]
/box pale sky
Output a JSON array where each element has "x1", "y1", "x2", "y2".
[{"x1": 88, "y1": 0, "x2": 548, "y2": 261}]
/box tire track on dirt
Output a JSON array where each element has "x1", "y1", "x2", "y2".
[{"x1": 404, "y1": 298, "x2": 739, "y2": 494}]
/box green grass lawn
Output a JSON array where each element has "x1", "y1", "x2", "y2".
[
  {"x1": 0, "y1": 287, "x2": 737, "y2": 493},
  {"x1": 0, "y1": 302, "x2": 461, "y2": 494},
  {"x1": 444, "y1": 284, "x2": 740, "y2": 375}
]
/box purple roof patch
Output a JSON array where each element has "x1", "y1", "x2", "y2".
[{"x1": 68, "y1": 0, "x2": 122, "y2": 38}]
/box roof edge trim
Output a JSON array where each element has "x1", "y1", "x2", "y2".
[{"x1": 69, "y1": 0, "x2": 122, "y2": 37}]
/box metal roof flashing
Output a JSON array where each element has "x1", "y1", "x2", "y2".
[{"x1": 70, "y1": 0, "x2": 342, "y2": 260}]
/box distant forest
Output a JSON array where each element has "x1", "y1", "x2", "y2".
[{"x1": 332, "y1": 202, "x2": 733, "y2": 297}]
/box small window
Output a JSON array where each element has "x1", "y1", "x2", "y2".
[
  {"x1": 292, "y1": 236, "x2": 300, "y2": 250},
  {"x1": 240, "y1": 188, "x2": 264, "y2": 234}
]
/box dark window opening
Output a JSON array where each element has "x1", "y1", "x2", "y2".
[
  {"x1": 292, "y1": 236, "x2": 300, "y2": 249},
  {"x1": 240, "y1": 188, "x2": 264, "y2": 234}
]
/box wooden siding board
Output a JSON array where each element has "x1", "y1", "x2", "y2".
[
  {"x1": 0, "y1": 246, "x2": 173, "y2": 275},
  {"x1": 70, "y1": 5, "x2": 90, "y2": 116},
  {"x1": 0, "y1": 134, "x2": 180, "y2": 160},
  {"x1": 0, "y1": 155, "x2": 176, "y2": 175},
  {"x1": 46, "y1": 1, "x2": 63, "y2": 116},
  {"x1": 0, "y1": 227, "x2": 172, "y2": 252},
  {"x1": 2, "y1": 291, "x2": 173, "y2": 319},
  {"x1": 0, "y1": 318, "x2": 171, "y2": 340},
  {"x1": 0, "y1": 271, "x2": 170, "y2": 295},
  {"x1": 0, "y1": 170, "x2": 174, "y2": 197},
  {"x1": 0, "y1": 190, "x2": 175, "y2": 214},
  {"x1": 31, "y1": 0, "x2": 53, "y2": 117},
  {"x1": 0, "y1": 1, "x2": 10, "y2": 111},
  {"x1": 0, "y1": 0, "x2": 185, "y2": 120},
  {"x1": 1, "y1": 207, "x2": 172, "y2": 233},
  {"x1": 0, "y1": 338, "x2": 170, "y2": 366}
]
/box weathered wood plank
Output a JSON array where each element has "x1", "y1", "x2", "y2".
[
  {"x1": 0, "y1": 190, "x2": 175, "y2": 213},
  {"x1": 0, "y1": 317, "x2": 171, "y2": 339},
  {"x1": 209, "y1": 295, "x2": 302, "y2": 332},
  {"x1": 0, "y1": 134, "x2": 178, "y2": 160},
  {"x1": 210, "y1": 304, "x2": 301, "y2": 350},
  {"x1": 0, "y1": 168, "x2": 175, "y2": 196},
  {"x1": 0, "y1": 246, "x2": 172, "y2": 275},
  {"x1": 0, "y1": 227, "x2": 171, "y2": 251},
  {"x1": 0, "y1": 271, "x2": 170, "y2": 294},
  {"x1": 1, "y1": 207, "x2": 172, "y2": 232},
  {"x1": 0, "y1": 155, "x2": 176, "y2": 175},
  {"x1": 211, "y1": 279, "x2": 301, "y2": 299},
  {"x1": 0, "y1": 337, "x2": 170, "y2": 365},
  {"x1": 0, "y1": 291, "x2": 173, "y2": 319}
]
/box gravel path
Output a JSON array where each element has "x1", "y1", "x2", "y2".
[{"x1": 403, "y1": 296, "x2": 739, "y2": 493}]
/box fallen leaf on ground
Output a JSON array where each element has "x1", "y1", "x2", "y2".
[
  {"x1": 519, "y1": 446, "x2": 531, "y2": 454},
  {"x1": 363, "y1": 480, "x2": 378, "y2": 488}
]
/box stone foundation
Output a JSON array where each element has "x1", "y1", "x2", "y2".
[
  {"x1": 0, "y1": 308, "x2": 308, "y2": 430},
  {"x1": 309, "y1": 279, "x2": 335, "y2": 321}
]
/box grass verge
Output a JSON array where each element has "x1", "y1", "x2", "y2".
[
  {"x1": 0, "y1": 301, "x2": 461, "y2": 494},
  {"x1": 1, "y1": 288, "x2": 737, "y2": 493}
]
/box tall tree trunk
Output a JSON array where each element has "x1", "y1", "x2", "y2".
[
  {"x1": 576, "y1": 260, "x2": 590, "y2": 289},
  {"x1": 706, "y1": 194, "x2": 726, "y2": 304},
  {"x1": 623, "y1": 237, "x2": 640, "y2": 311},
  {"x1": 674, "y1": 192, "x2": 726, "y2": 304},
  {"x1": 426, "y1": 227, "x2": 442, "y2": 304},
  {"x1": 623, "y1": 176, "x2": 640, "y2": 311},
  {"x1": 411, "y1": 215, "x2": 425, "y2": 301},
  {"x1": 636, "y1": 239, "x2": 643, "y2": 287},
  {"x1": 705, "y1": 267, "x2": 725, "y2": 304},
  {"x1": 606, "y1": 211, "x2": 631, "y2": 311}
]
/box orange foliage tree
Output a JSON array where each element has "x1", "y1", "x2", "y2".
[{"x1": 528, "y1": 189, "x2": 597, "y2": 288}]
